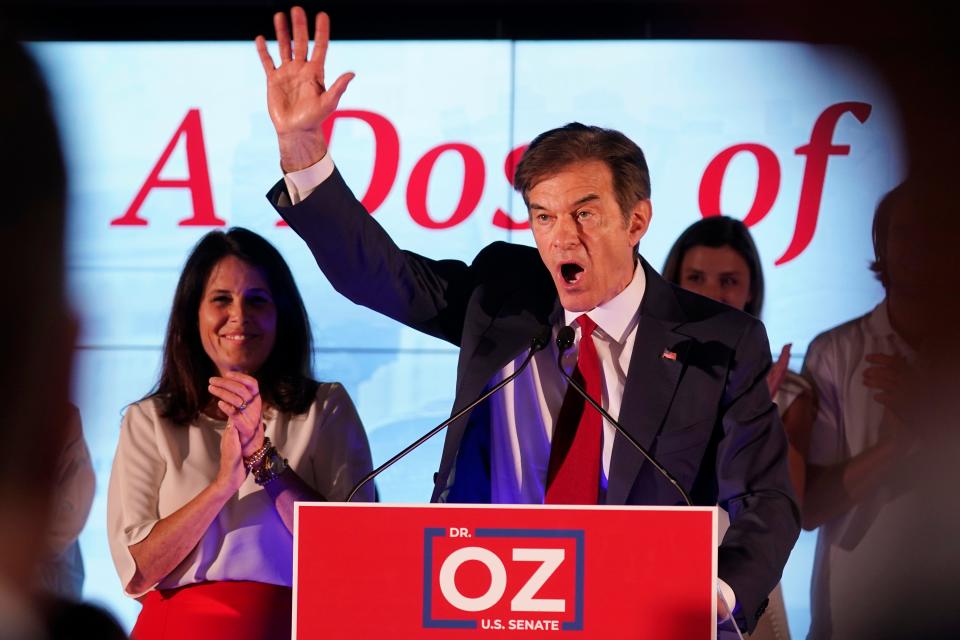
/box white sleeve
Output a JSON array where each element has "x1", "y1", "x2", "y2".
[
  {"x1": 282, "y1": 153, "x2": 336, "y2": 205},
  {"x1": 802, "y1": 334, "x2": 846, "y2": 466},
  {"x1": 308, "y1": 383, "x2": 375, "y2": 502},
  {"x1": 718, "y1": 579, "x2": 737, "y2": 614},
  {"x1": 106, "y1": 402, "x2": 166, "y2": 597},
  {"x1": 773, "y1": 370, "x2": 812, "y2": 419}
]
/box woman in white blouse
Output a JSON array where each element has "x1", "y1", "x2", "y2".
[{"x1": 107, "y1": 228, "x2": 375, "y2": 640}]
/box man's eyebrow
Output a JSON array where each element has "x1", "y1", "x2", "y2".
[
  {"x1": 528, "y1": 193, "x2": 601, "y2": 211},
  {"x1": 572, "y1": 193, "x2": 601, "y2": 207}
]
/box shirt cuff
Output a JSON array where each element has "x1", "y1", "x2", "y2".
[
  {"x1": 283, "y1": 153, "x2": 336, "y2": 205},
  {"x1": 718, "y1": 578, "x2": 737, "y2": 612}
]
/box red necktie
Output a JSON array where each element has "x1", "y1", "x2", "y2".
[{"x1": 545, "y1": 315, "x2": 602, "y2": 504}]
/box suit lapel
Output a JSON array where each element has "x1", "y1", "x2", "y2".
[
  {"x1": 436, "y1": 283, "x2": 558, "y2": 500},
  {"x1": 606, "y1": 259, "x2": 691, "y2": 505},
  {"x1": 438, "y1": 255, "x2": 692, "y2": 506},
  {"x1": 459, "y1": 285, "x2": 560, "y2": 401}
]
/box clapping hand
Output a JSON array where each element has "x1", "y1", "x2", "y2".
[
  {"x1": 217, "y1": 424, "x2": 247, "y2": 491},
  {"x1": 209, "y1": 371, "x2": 265, "y2": 458},
  {"x1": 766, "y1": 343, "x2": 792, "y2": 398}
]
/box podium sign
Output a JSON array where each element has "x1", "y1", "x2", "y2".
[{"x1": 294, "y1": 503, "x2": 717, "y2": 639}]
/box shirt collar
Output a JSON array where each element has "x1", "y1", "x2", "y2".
[
  {"x1": 563, "y1": 260, "x2": 646, "y2": 344},
  {"x1": 865, "y1": 297, "x2": 917, "y2": 359},
  {"x1": 865, "y1": 299, "x2": 895, "y2": 338}
]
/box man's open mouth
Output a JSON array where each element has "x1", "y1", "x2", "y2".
[{"x1": 560, "y1": 262, "x2": 585, "y2": 284}]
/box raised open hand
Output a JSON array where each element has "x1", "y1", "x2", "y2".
[{"x1": 256, "y1": 7, "x2": 354, "y2": 171}]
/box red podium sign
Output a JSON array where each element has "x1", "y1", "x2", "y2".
[{"x1": 294, "y1": 503, "x2": 717, "y2": 639}]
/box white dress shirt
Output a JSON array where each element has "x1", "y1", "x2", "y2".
[
  {"x1": 488, "y1": 262, "x2": 645, "y2": 504},
  {"x1": 802, "y1": 300, "x2": 922, "y2": 639}
]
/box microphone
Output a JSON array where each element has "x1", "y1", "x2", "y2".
[
  {"x1": 346, "y1": 327, "x2": 553, "y2": 502},
  {"x1": 555, "y1": 326, "x2": 692, "y2": 506}
]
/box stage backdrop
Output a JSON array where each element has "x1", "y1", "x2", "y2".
[{"x1": 31, "y1": 40, "x2": 902, "y2": 635}]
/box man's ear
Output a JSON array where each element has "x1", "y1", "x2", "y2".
[{"x1": 628, "y1": 199, "x2": 653, "y2": 247}]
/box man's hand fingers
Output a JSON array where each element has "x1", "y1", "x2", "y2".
[
  {"x1": 326, "y1": 71, "x2": 355, "y2": 106},
  {"x1": 311, "y1": 11, "x2": 330, "y2": 63},
  {"x1": 274, "y1": 11, "x2": 292, "y2": 61},
  {"x1": 863, "y1": 377, "x2": 898, "y2": 392},
  {"x1": 255, "y1": 35, "x2": 275, "y2": 74},
  {"x1": 863, "y1": 364, "x2": 900, "y2": 379},
  {"x1": 865, "y1": 353, "x2": 905, "y2": 367},
  {"x1": 291, "y1": 6, "x2": 309, "y2": 61}
]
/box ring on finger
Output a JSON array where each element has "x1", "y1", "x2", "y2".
[{"x1": 239, "y1": 400, "x2": 248, "y2": 411}]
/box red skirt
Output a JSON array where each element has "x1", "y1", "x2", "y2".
[{"x1": 132, "y1": 581, "x2": 292, "y2": 640}]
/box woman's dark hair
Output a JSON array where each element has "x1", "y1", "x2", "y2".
[
  {"x1": 661, "y1": 216, "x2": 765, "y2": 317},
  {"x1": 153, "y1": 228, "x2": 317, "y2": 424}
]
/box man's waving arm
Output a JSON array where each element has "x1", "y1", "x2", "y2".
[
  {"x1": 256, "y1": 8, "x2": 351, "y2": 173},
  {"x1": 257, "y1": 7, "x2": 475, "y2": 345}
]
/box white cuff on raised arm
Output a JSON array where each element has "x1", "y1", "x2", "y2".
[
  {"x1": 718, "y1": 578, "x2": 737, "y2": 612},
  {"x1": 283, "y1": 153, "x2": 336, "y2": 205}
]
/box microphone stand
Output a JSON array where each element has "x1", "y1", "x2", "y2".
[{"x1": 346, "y1": 330, "x2": 551, "y2": 502}]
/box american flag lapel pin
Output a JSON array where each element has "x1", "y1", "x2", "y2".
[{"x1": 661, "y1": 348, "x2": 678, "y2": 361}]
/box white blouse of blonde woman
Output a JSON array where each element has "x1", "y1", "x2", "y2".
[{"x1": 107, "y1": 254, "x2": 374, "y2": 598}]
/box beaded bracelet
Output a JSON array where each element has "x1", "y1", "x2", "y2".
[
  {"x1": 243, "y1": 436, "x2": 272, "y2": 472},
  {"x1": 253, "y1": 448, "x2": 288, "y2": 486}
]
